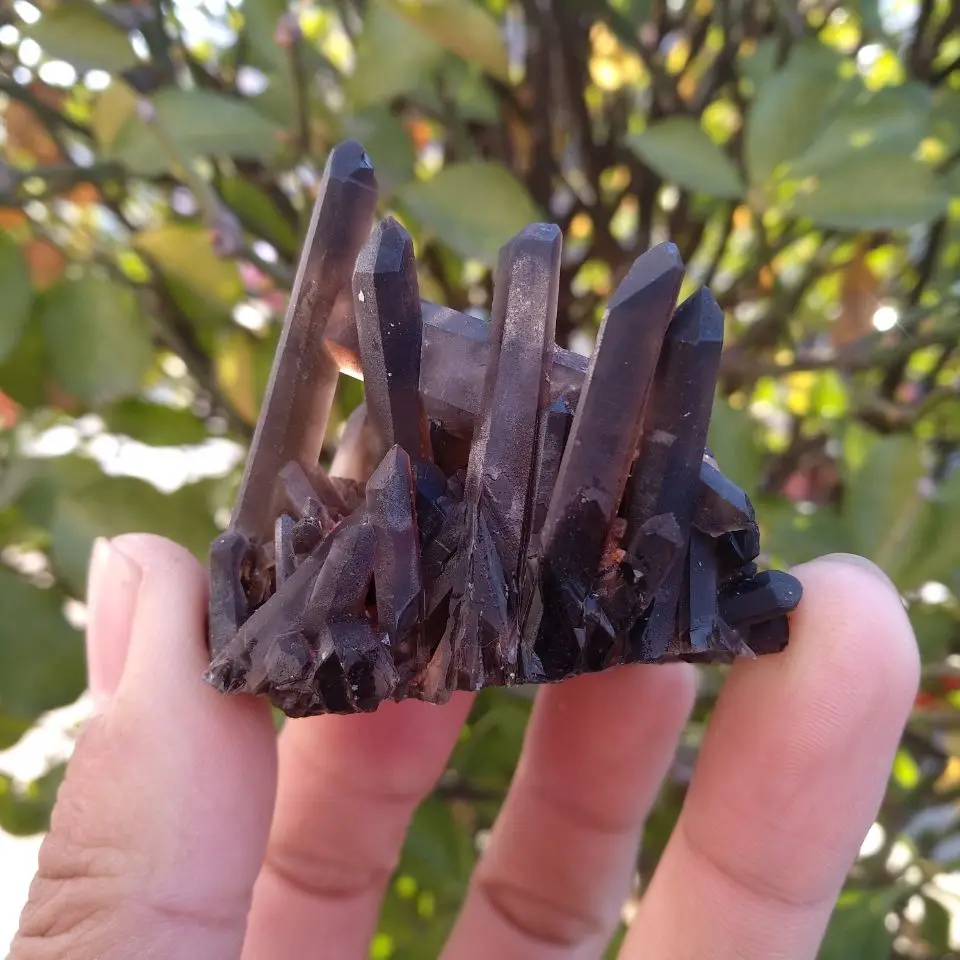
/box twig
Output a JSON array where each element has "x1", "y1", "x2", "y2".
[
  {"x1": 908, "y1": 0, "x2": 937, "y2": 76},
  {"x1": 0, "y1": 162, "x2": 126, "y2": 203},
  {"x1": 701, "y1": 203, "x2": 736, "y2": 290},
  {"x1": 721, "y1": 324, "x2": 960, "y2": 382},
  {"x1": 434, "y1": 782, "x2": 505, "y2": 804},
  {"x1": 880, "y1": 216, "x2": 947, "y2": 397},
  {"x1": 856, "y1": 386, "x2": 960, "y2": 434},
  {"x1": 932, "y1": 51, "x2": 960, "y2": 84},
  {"x1": 279, "y1": 15, "x2": 313, "y2": 159},
  {"x1": 144, "y1": 0, "x2": 176, "y2": 82}
]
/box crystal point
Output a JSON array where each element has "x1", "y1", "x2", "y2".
[
  {"x1": 624, "y1": 287, "x2": 725, "y2": 661},
  {"x1": 230, "y1": 143, "x2": 378, "y2": 541},
  {"x1": 366, "y1": 445, "x2": 423, "y2": 638},
  {"x1": 354, "y1": 218, "x2": 431, "y2": 462}
]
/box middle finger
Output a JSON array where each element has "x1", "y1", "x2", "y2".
[
  {"x1": 442, "y1": 662, "x2": 696, "y2": 960},
  {"x1": 242, "y1": 694, "x2": 474, "y2": 959}
]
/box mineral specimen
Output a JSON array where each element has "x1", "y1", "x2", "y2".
[{"x1": 204, "y1": 140, "x2": 803, "y2": 717}]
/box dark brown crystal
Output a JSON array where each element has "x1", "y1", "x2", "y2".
[{"x1": 204, "y1": 141, "x2": 803, "y2": 716}]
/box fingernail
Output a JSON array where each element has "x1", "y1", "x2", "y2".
[
  {"x1": 86, "y1": 537, "x2": 143, "y2": 711},
  {"x1": 815, "y1": 553, "x2": 900, "y2": 597}
]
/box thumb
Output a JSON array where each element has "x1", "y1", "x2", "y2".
[{"x1": 12, "y1": 535, "x2": 277, "y2": 960}]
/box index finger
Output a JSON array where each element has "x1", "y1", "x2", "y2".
[{"x1": 620, "y1": 555, "x2": 919, "y2": 960}]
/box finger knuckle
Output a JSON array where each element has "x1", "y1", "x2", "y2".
[
  {"x1": 11, "y1": 832, "x2": 133, "y2": 956},
  {"x1": 263, "y1": 836, "x2": 393, "y2": 903},
  {"x1": 10, "y1": 719, "x2": 149, "y2": 955},
  {"x1": 477, "y1": 874, "x2": 608, "y2": 948}
]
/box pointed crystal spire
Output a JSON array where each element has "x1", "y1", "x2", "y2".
[
  {"x1": 529, "y1": 243, "x2": 684, "y2": 678},
  {"x1": 353, "y1": 218, "x2": 432, "y2": 462},
  {"x1": 626, "y1": 287, "x2": 725, "y2": 661},
  {"x1": 366, "y1": 446, "x2": 423, "y2": 639},
  {"x1": 208, "y1": 531, "x2": 253, "y2": 658},
  {"x1": 230, "y1": 141, "x2": 378, "y2": 541},
  {"x1": 443, "y1": 224, "x2": 562, "y2": 685}
]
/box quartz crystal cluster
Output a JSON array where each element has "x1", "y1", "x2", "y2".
[{"x1": 204, "y1": 141, "x2": 803, "y2": 717}]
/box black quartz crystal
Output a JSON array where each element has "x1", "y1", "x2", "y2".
[{"x1": 204, "y1": 141, "x2": 803, "y2": 717}]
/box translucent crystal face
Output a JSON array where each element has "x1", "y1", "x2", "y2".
[{"x1": 204, "y1": 140, "x2": 803, "y2": 718}]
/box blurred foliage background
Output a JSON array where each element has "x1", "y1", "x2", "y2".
[{"x1": 1, "y1": 0, "x2": 960, "y2": 956}]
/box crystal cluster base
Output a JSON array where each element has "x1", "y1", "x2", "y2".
[{"x1": 204, "y1": 141, "x2": 802, "y2": 717}]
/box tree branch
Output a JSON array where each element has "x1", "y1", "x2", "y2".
[
  {"x1": 722, "y1": 321, "x2": 960, "y2": 383},
  {"x1": 0, "y1": 162, "x2": 125, "y2": 203},
  {"x1": 880, "y1": 216, "x2": 947, "y2": 397}
]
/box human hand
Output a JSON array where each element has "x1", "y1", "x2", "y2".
[{"x1": 11, "y1": 534, "x2": 918, "y2": 960}]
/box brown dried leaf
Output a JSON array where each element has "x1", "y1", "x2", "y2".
[
  {"x1": 24, "y1": 240, "x2": 65, "y2": 290},
  {"x1": 835, "y1": 242, "x2": 880, "y2": 347}
]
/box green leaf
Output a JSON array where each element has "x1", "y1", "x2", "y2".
[
  {"x1": 110, "y1": 89, "x2": 286, "y2": 177},
  {"x1": 0, "y1": 317, "x2": 47, "y2": 408},
  {"x1": 347, "y1": 0, "x2": 446, "y2": 108},
  {"x1": 738, "y1": 36, "x2": 779, "y2": 92},
  {"x1": 745, "y1": 41, "x2": 846, "y2": 187},
  {"x1": 818, "y1": 888, "x2": 900, "y2": 960},
  {"x1": 38, "y1": 276, "x2": 153, "y2": 406},
  {"x1": 604, "y1": 924, "x2": 628, "y2": 959},
  {"x1": 219, "y1": 176, "x2": 299, "y2": 256},
  {"x1": 450, "y1": 689, "x2": 530, "y2": 790},
  {"x1": 0, "y1": 766, "x2": 65, "y2": 836},
  {"x1": 444, "y1": 58, "x2": 500, "y2": 124},
  {"x1": 91, "y1": 80, "x2": 139, "y2": 153},
  {"x1": 397, "y1": 162, "x2": 541, "y2": 264},
  {"x1": 790, "y1": 83, "x2": 932, "y2": 179},
  {"x1": 629, "y1": 118, "x2": 745, "y2": 200},
  {"x1": 236, "y1": 0, "x2": 310, "y2": 126},
  {"x1": 29, "y1": 0, "x2": 138, "y2": 73},
  {"x1": 944, "y1": 161, "x2": 960, "y2": 198},
  {"x1": 843, "y1": 435, "x2": 925, "y2": 581},
  {"x1": 848, "y1": 0, "x2": 886, "y2": 36},
  {"x1": 931, "y1": 88, "x2": 960, "y2": 156},
  {"x1": 215, "y1": 328, "x2": 259, "y2": 427},
  {"x1": 0, "y1": 233, "x2": 33, "y2": 363},
  {"x1": 764, "y1": 503, "x2": 852, "y2": 569},
  {"x1": 604, "y1": 0, "x2": 653, "y2": 47},
  {"x1": 921, "y1": 895, "x2": 952, "y2": 954},
  {"x1": 706, "y1": 401, "x2": 761, "y2": 492},
  {"x1": 47, "y1": 473, "x2": 218, "y2": 595},
  {"x1": 791, "y1": 155, "x2": 949, "y2": 230},
  {"x1": 342, "y1": 108, "x2": 416, "y2": 195},
  {"x1": 239, "y1": 0, "x2": 289, "y2": 74},
  {"x1": 100, "y1": 399, "x2": 209, "y2": 447},
  {"x1": 401, "y1": 797, "x2": 476, "y2": 893},
  {"x1": 910, "y1": 603, "x2": 958, "y2": 663},
  {"x1": 381, "y1": 0, "x2": 509, "y2": 82},
  {"x1": 0, "y1": 505, "x2": 35, "y2": 556},
  {"x1": 899, "y1": 468, "x2": 960, "y2": 589},
  {"x1": 134, "y1": 224, "x2": 244, "y2": 313},
  {"x1": 0, "y1": 568, "x2": 84, "y2": 735}
]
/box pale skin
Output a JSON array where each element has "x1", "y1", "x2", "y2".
[{"x1": 12, "y1": 534, "x2": 919, "y2": 960}]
